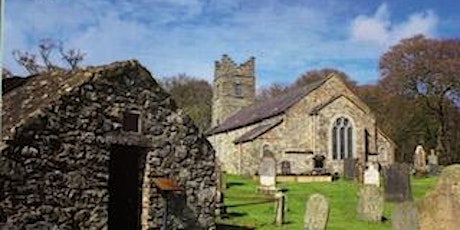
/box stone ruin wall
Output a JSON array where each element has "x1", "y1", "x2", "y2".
[{"x1": 0, "y1": 65, "x2": 216, "y2": 229}]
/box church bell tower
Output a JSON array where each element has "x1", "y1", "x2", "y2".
[{"x1": 211, "y1": 55, "x2": 256, "y2": 127}]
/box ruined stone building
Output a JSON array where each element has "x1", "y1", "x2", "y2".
[
  {"x1": 207, "y1": 55, "x2": 395, "y2": 175},
  {"x1": 0, "y1": 61, "x2": 216, "y2": 229}
]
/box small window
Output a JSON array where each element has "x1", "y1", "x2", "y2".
[
  {"x1": 123, "y1": 111, "x2": 140, "y2": 132},
  {"x1": 234, "y1": 81, "x2": 242, "y2": 97}
]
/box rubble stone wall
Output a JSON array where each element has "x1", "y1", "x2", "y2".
[{"x1": 0, "y1": 64, "x2": 216, "y2": 229}]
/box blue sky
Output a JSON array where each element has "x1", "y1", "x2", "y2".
[{"x1": 3, "y1": 0, "x2": 460, "y2": 87}]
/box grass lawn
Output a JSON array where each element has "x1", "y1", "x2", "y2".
[{"x1": 217, "y1": 175, "x2": 437, "y2": 230}]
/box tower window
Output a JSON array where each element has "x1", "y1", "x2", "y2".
[{"x1": 234, "y1": 81, "x2": 242, "y2": 97}]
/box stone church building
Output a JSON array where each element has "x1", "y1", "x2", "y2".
[
  {"x1": 207, "y1": 55, "x2": 395, "y2": 175},
  {"x1": 0, "y1": 61, "x2": 216, "y2": 229}
]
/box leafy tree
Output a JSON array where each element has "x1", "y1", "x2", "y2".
[
  {"x1": 159, "y1": 74, "x2": 213, "y2": 132},
  {"x1": 379, "y1": 35, "x2": 460, "y2": 164},
  {"x1": 12, "y1": 38, "x2": 85, "y2": 75}
]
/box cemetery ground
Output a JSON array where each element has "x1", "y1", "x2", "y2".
[{"x1": 216, "y1": 175, "x2": 437, "y2": 230}]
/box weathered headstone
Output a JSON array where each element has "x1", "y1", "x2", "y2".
[
  {"x1": 392, "y1": 201, "x2": 419, "y2": 230},
  {"x1": 214, "y1": 160, "x2": 227, "y2": 216},
  {"x1": 414, "y1": 144, "x2": 427, "y2": 176},
  {"x1": 281, "y1": 161, "x2": 291, "y2": 175},
  {"x1": 383, "y1": 163, "x2": 413, "y2": 202},
  {"x1": 426, "y1": 149, "x2": 439, "y2": 175},
  {"x1": 258, "y1": 151, "x2": 277, "y2": 193},
  {"x1": 344, "y1": 158, "x2": 357, "y2": 180},
  {"x1": 304, "y1": 193, "x2": 329, "y2": 230},
  {"x1": 418, "y1": 164, "x2": 460, "y2": 230},
  {"x1": 364, "y1": 163, "x2": 380, "y2": 187},
  {"x1": 356, "y1": 185, "x2": 384, "y2": 222}
]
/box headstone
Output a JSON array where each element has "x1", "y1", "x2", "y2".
[
  {"x1": 258, "y1": 151, "x2": 277, "y2": 192},
  {"x1": 281, "y1": 161, "x2": 291, "y2": 175},
  {"x1": 364, "y1": 163, "x2": 380, "y2": 187},
  {"x1": 414, "y1": 144, "x2": 427, "y2": 176},
  {"x1": 383, "y1": 163, "x2": 413, "y2": 202},
  {"x1": 427, "y1": 149, "x2": 439, "y2": 175},
  {"x1": 343, "y1": 158, "x2": 357, "y2": 180},
  {"x1": 418, "y1": 164, "x2": 460, "y2": 230},
  {"x1": 392, "y1": 201, "x2": 419, "y2": 230},
  {"x1": 356, "y1": 185, "x2": 384, "y2": 222},
  {"x1": 304, "y1": 193, "x2": 329, "y2": 230}
]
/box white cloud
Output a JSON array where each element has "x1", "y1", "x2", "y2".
[{"x1": 350, "y1": 3, "x2": 438, "y2": 46}]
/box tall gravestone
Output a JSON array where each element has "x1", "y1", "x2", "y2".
[
  {"x1": 343, "y1": 158, "x2": 357, "y2": 180},
  {"x1": 304, "y1": 193, "x2": 329, "y2": 230},
  {"x1": 427, "y1": 149, "x2": 439, "y2": 176},
  {"x1": 258, "y1": 151, "x2": 277, "y2": 193},
  {"x1": 383, "y1": 163, "x2": 413, "y2": 202},
  {"x1": 414, "y1": 144, "x2": 427, "y2": 176},
  {"x1": 418, "y1": 164, "x2": 460, "y2": 230},
  {"x1": 392, "y1": 201, "x2": 419, "y2": 230},
  {"x1": 356, "y1": 185, "x2": 383, "y2": 222},
  {"x1": 214, "y1": 160, "x2": 227, "y2": 216}
]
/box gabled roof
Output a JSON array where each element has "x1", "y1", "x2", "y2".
[
  {"x1": 233, "y1": 118, "x2": 283, "y2": 144},
  {"x1": 2, "y1": 60, "x2": 150, "y2": 140},
  {"x1": 309, "y1": 94, "x2": 370, "y2": 115},
  {"x1": 207, "y1": 77, "x2": 329, "y2": 135}
]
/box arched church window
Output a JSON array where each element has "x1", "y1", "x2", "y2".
[{"x1": 331, "y1": 117, "x2": 353, "y2": 160}]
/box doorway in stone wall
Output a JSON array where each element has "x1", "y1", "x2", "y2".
[{"x1": 108, "y1": 144, "x2": 146, "y2": 230}]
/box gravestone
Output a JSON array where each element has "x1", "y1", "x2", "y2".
[
  {"x1": 343, "y1": 158, "x2": 357, "y2": 180},
  {"x1": 392, "y1": 201, "x2": 419, "y2": 230},
  {"x1": 281, "y1": 161, "x2": 291, "y2": 175},
  {"x1": 214, "y1": 160, "x2": 227, "y2": 216},
  {"x1": 427, "y1": 149, "x2": 439, "y2": 175},
  {"x1": 383, "y1": 163, "x2": 413, "y2": 202},
  {"x1": 418, "y1": 164, "x2": 460, "y2": 230},
  {"x1": 258, "y1": 151, "x2": 277, "y2": 193},
  {"x1": 364, "y1": 163, "x2": 380, "y2": 187},
  {"x1": 414, "y1": 144, "x2": 427, "y2": 176},
  {"x1": 356, "y1": 185, "x2": 383, "y2": 222},
  {"x1": 304, "y1": 193, "x2": 329, "y2": 230},
  {"x1": 274, "y1": 192, "x2": 286, "y2": 226}
]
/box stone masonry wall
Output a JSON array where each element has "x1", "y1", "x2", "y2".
[{"x1": 0, "y1": 63, "x2": 216, "y2": 229}]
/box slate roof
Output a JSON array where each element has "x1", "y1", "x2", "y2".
[
  {"x1": 233, "y1": 118, "x2": 283, "y2": 144},
  {"x1": 207, "y1": 77, "x2": 329, "y2": 135},
  {"x1": 2, "y1": 60, "x2": 148, "y2": 140}
]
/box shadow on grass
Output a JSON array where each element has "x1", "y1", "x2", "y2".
[
  {"x1": 226, "y1": 199, "x2": 276, "y2": 208},
  {"x1": 216, "y1": 224, "x2": 255, "y2": 230},
  {"x1": 227, "y1": 182, "x2": 245, "y2": 188}
]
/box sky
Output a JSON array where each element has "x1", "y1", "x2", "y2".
[{"x1": 2, "y1": 0, "x2": 460, "y2": 87}]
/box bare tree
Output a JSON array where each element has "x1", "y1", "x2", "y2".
[{"x1": 12, "y1": 38, "x2": 85, "y2": 75}]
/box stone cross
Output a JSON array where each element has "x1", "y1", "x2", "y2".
[
  {"x1": 258, "y1": 152, "x2": 276, "y2": 191},
  {"x1": 383, "y1": 163, "x2": 413, "y2": 202},
  {"x1": 356, "y1": 185, "x2": 384, "y2": 222},
  {"x1": 364, "y1": 163, "x2": 380, "y2": 187},
  {"x1": 414, "y1": 144, "x2": 427, "y2": 175},
  {"x1": 304, "y1": 193, "x2": 329, "y2": 230}
]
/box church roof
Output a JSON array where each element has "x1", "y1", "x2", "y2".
[
  {"x1": 233, "y1": 118, "x2": 283, "y2": 144},
  {"x1": 2, "y1": 60, "x2": 148, "y2": 140},
  {"x1": 207, "y1": 77, "x2": 328, "y2": 135}
]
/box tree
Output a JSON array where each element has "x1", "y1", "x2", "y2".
[
  {"x1": 12, "y1": 38, "x2": 85, "y2": 75},
  {"x1": 379, "y1": 35, "x2": 460, "y2": 164},
  {"x1": 159, "y1": 74, "x2": 213, "y2": 132},
  {"x1": 2, "y1": 68, "x2": 13, "y2": 79}
]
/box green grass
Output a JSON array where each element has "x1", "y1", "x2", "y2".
[{"x1": 217, "y1": 175, "x2": 437, "y2": 230}]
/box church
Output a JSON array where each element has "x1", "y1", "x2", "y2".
[{"x1": 206, "y1": 55, "x2": 395, "y2": 175}]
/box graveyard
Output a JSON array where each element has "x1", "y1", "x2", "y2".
[{"x1": 217, "y1": 174, "x2": 438, "y2": 230}]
